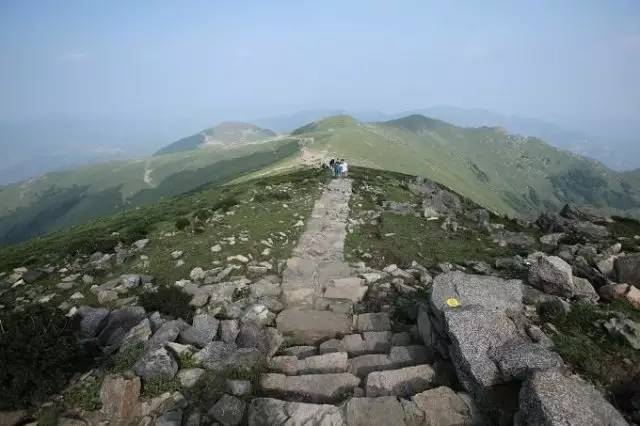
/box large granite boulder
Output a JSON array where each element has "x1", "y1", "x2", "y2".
[
  {"x1": 517, "y1": 369, "x2": 628, "y2": 425},
  {"x1": 133, "y1": 347, "x2": 178, "y2": 381}
]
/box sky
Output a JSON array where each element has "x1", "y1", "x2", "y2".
[{"x1": 0, "y1": 0, "x2": 639, "y2": 156}]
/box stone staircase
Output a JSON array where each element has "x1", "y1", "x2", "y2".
[{"x1": 246, "y1": 179, "x2": 465, "y2": 424}]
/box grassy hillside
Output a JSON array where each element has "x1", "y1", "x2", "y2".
[
  {"x1": 286, "y1": 114, "x2": 640, "y2": 219},
  {"x1": 0, "y1": 139, "x2": 300, "y2": 246},
  {"x1": 155, "y1": 121, "x2": 277, "y2": 156}
]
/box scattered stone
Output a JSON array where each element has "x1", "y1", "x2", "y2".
[
  {"x1": 602, "y1": 316, "x2": 640, "y2": 350},
  {"x1": 539, "y1": 233, "x2": 565, "y2": 246},
  {"x1": 171, "y1": 251, "x2": 183, "y2": 259},
  {"x1": 615, "y1": 253, "x2": 640, "y2": 286},
  {"x1": 120, "y1": 318, "x2": 152, "y2": 350},
  {"x1": 78, "y1": 306, "x2": 110, "y2": 338},
  {"x1": 529, "y1": 255, "x2": 574, "y2": 297},
  {"x1": 220, "y1": 319, "x2": 240, "y2": 344},
  {"x1": 134, "y1": 348, "x2": 178, "y2": 381},
  {"x1": 208, "y1": 395, "x2": 246, "y2": 426},
  {"x1": 490, "y1": 341, "x2": 564, "y2": 380},
  {"x1": 177, "y1": 368, "x2": 204, "y2": 388},
  {"x1": 190, "y1": 267, "x2": 206, "y2": 282},
  {"x1": 226, "y1": 379, "x2": 252, "y2": 397}
]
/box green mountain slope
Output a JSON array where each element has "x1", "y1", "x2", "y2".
[
  {"x1": 0, "y1": 139, "x2": 299, "y2": 245},
  {"x1": 155, "y1": 121, "x2": 277, "y2": 156},
  {"x1": 284, "y1": 114, "x2": 640, "y2": 219}
]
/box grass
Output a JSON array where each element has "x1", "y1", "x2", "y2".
[
  {"x1": 110, "y1": 342, "x2": 145, "y2": 374},
  {"x1": 63, "y1": 375, "x2": 103, "y2": 411},
  {"x1": 139, "y1": 285, "x2": 194, "y2": 322},
  {"x1": 141, "y1": 375, "x2": 182, "y2": 398},
  {"x1": 550, "y1": 301, "x2": 640, "y2": 390},
  {"x1": 346, "y1": 168, "x2": 516, "y2": 269}
]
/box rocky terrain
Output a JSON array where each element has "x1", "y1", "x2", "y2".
[{"x1": 1, "y1": 166, "x2": 640, "y2": 425}]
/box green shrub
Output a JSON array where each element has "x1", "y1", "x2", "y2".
[
  {"x1": 110, "y1": 342, "x2": 145, "y2": 373},
  {"x1": 175, "y1": 217, "x2": 191, "y2": 230},
  {"x1": 537, "y1": 299, "x2": 567, "y2": 323},
  {"x1": 185, "y1": 370, "x2": 225, "y2": 410},
  {"x1": 64, "y1": 375, "x2": 103, "y2": 411},
  {"x1": 212, "y1": 196, "x2": 239, "y2": 212},
  {"x1": 141, "y1": 375, "x2": 181, "y2": 398},
  {"x1": 0, "y1": 305, "x2": 93, "y2": 410},
  {"x1": 193, "y1": 208, "x2": 213, "y2": 221},
  {"x1": 139, "y1": 285, "x2": 195, "y2": 322}
]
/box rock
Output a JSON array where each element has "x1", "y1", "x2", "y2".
[
  {"x1": 241, "y1": 304, "x2": 275, "y2": 327},
  {"x1": 133, "y1": 239, "x2": 150, "y2": 249},
  {"x1": 133, "y1": 347, "x2": 178, "y2": 381},
  {"x1": 190, "y1": 267, "x2": 206, "y2": 282},
  {"x1": 363, "y1": 331, "x2": 392, "y2": 353},
  {"x1": 179, "y1": 314, "x2": 219, "y2": 348},
  {"x1": 360, "y1": 272, "x2": 383, "y2": 284},
  {"x1": 416, "y1": 304, "x2": 433, "y2": 347},
  {"x1": 193, "y1": 341, "x2": 237, "y2": 368},
  {"x1": 489, "y1": 341, "x2": 564, "y2": 380},
  {"x1": 171, "y1": 250, "x2": 183, "y2": 259},
  {"x1": 615, "y1": 253, "x2": 640, "y2": 286},
  {"x1": 248, "y1": 398, "x2": 345, "y2": 426},
  {"x1": 430, "y1": 272, "x2": 523, "y2": 333},
  {"x1": 391, "y1": 332, "x2": 412, "y2": 346},
  {"x1": 147, "y1": 320, "x2": 188, "y2": 351},
  {"x1": 279, "y1": 345, "x2": 317, "y2": 359},
  {"x1": 269, "y1": 356, "x2": 299, "y2": 375},
  {"x1": 70, "y1": 291, "x2": 84, "y2": 300},
  {"x1": 56, "y1": 281, "x2": 75, "y2": 290},
  {"x1": 155, "y1": 410, "x2": 183, "y2": 426},
  {"x1": 98, "y1": 290, "x2": 118, "y2": 304},
  {"x1": 572, "y1": 277, "x2": 599, "y2": 303},
  {"x1": 324, "y1": 277, "x2": 367, "y2": 303},
  {"x1": 445, "y1": 306, "x2": 521, "y2": 392},
  {"x1": 120, "y1": 318, "x2": 152, "y2": 350},
  {"x1": 389, "y1": 345, "x2": 432, "y2": 367},
  {"x1": 365, "y1": 364, "x2": 436, "y2": 397},
  {"x1": 99, "y1": 375, "x2": 141, "y2": 426},
  {"x1": 166, "y1": 342, "x2": 196, "y2": 359},
  {"x1": 208, "y1": 395, "x2": 246, "y2": 426},
  {"x1": 349, "y1": 354, "x2": 395, "y2": 377},
  {"x1": 345, "y1": 397, "x2": 407, "y2": 426},
  {"x1": 98, "y1": 306, "x2": 146, "y2": 348},
  {"x1": 529, "y1": 255, "x2": 574, "y2": 297},
  {"x1": 410, "y1": 386, "x2": 472, "y2": 426},
  {"x1": 78, "y1": 306, "x2": 110, "y2": 338},
  {"x1": 276, "y1": 309, "x2": 352, "y2": 345},
  {"x1": 177, "y1": 368, "x2": 204, "y2": 388},
  {"x1": 298, "y1": 352, "x2": 349, "y2": 375},
  {"x1": 518, "y1": 369, "x2": 627, "y2": 425},
  {"x1": 211, "y1": 244, "x2": 222, "y2": 253},
  {"x1": 250, "y1": 278, "x2": 281, "y2": 298},
  {"x1": 220, "y1": 320, "x2": 240, "y2": 343},
  {"x1": 354, "y1": 312, "x2": 391, "y2": 332},
  {"x1": 260, "y1": 373, "x2": 360, "y2": 403},
  {"x1": 226, "y1": 379, "x2": 252, "y2": 397},
  {"x1": 539, "y1": 233, "x2": 565, "y2": 246},
  {"x1": 0, "y1": 410, "x2": 27, "y2": 426},
  {"x1": 572, "y1": 221, "x2": 610, "y2": 240},
  {"x1": 602, "y1": 316, "x2": 640, "y2": 350}
]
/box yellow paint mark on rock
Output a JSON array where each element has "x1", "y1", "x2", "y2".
[{"x1": 446, "y1": 298, "x2": 461, "y2": 308}]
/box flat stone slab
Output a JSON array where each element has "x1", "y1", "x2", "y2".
[
  {"x1": 365, "y1": 364, "x2": 437, "y2": 397},
  {"x1": 345, "y1": 397, "x2": 407, "y2": 426},
  {"x1": 354, "y1": 313, "x2": 391, "y2": 332},
  {"x1": 260, "y1": 373, "x2": 360, "y2": 404},
  {"x1": 269, "y1": 352, "x2": 349, "y2": 375},
  {"x1": 277, "y1": 309, "x2": 352, "y2": 345},
  {"x1": 324, "y1": 277, "x2": 367, "y2": 303},
  {"x1": 411, "y1": 386, "x2": 473, "y2": 426},
  {"x1": 248, "y1": 398, "x2": 345, "y2": 425},
  {"x1": 349, "y1": 354, "x2": 395, "y2": 377}
]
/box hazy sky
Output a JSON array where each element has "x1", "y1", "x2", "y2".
[{"x1": 1, "y1": 0, "x2": 639, "y2": 138}]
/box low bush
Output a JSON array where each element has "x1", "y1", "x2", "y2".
[
  {"x1": 139, "y1": 285, "x2": 195, "y2": 322},
  {"x1": 175, "y1": 217, "x2": 191, "y2": 230},
  {"x1": 212, "y1": 196, "x2": 239, "y2": 212},
  {"x1": 141, "y1": 375, "x2": 181, "y2": 398},
  {"x1": 537, "y1": 299, "x2": 567, "y2": 323},
  {"x1": 110, "y1": 342, "x2": 145, "y2": 373},
  {"x1": 0, "y1": 305, "x2": 93, "y2": 410}
]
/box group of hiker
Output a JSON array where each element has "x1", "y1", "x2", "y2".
[{"x1": 328, "y1": 158, "x2": 348, "y2": 177}]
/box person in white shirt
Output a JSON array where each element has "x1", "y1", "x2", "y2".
[{"x1": 340, "y1": 159, "x2": 348, "y2": 177}]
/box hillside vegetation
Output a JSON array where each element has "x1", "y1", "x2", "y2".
[{"x1": 282, "y1": 114, "x2": 640, "y2": 219}]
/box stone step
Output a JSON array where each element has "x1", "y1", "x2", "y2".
[
  {"x1": 353, "y1": 312, "x2": 392, "y2": 332},
  {"x1": 259, "y1": 372, "x2": 360, "y2": 404},
  {"x1": 277, "y1": 345, "x2": 317, "y2": 359},
  {"x1": 276, "y1": 308, "x2": 352, "y2": 345},
  {"x1": 365, "y1": 364, "x2": 437, "y2": 397},
  {"x1": 348, "y1": 345, "x2": 433, "y2": 377},
  {"x1": 268, "y1": 352, "x2": 349, "y2": 375},
  {"x1": 248, "y1": 398, "x2": 345, "y2": 426}
]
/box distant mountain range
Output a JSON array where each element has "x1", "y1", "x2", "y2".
[
  {"x1": 1, "y1": 115, "x2": 639, "y2": 246},
  {"x1": 155, "y1": 122, "x2": 277, "y2": 156}
]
